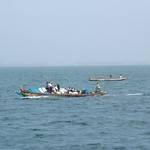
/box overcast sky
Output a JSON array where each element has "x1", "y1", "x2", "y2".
[{"x1": 0, "y1": 0, "x2": 150, "y2": 66}]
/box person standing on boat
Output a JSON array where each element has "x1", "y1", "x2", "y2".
[
  {"x1": 57, "y1": 84, "x2": 60, "y2": 91},
  {"x1": 95, "y1": 83, "x2": 101, "y2": 92},
  {"x1": 119, "y1": 74, "x2": 122, "y2": 78}
]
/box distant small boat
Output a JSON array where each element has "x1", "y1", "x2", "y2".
[{"x1": 89, "y1": 77, "x2": 128, "y2": 81}]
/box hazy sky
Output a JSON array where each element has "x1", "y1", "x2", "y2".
[{"x1": 0, "y1": 0, "x2": 150, "y2": 66}]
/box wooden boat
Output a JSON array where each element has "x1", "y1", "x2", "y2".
[
  {"x1": 15, "y1": 88, "x2": 106, "y2": 98},
  {"x1": 89, "y1": 77, "x2": 128, "y2": 81}
]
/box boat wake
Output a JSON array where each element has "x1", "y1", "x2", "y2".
[
  {"x1": 21, "y1": 96, "x2": 49, "y2": 99},
  {"x1": 126, "y1": 93, "x2": 144, "y2": 96},
  {"x1": 106, "y1": 93, "x2": 145, "y2": 97},
  {"x1": 21, "y1": 95, "x2": 63, "y2": 100}
]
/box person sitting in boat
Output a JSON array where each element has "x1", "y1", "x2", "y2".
[
  {"x1": 95, "y1": 83, "x2": 101, "y2": 92},
  {"x1": 67, "y1": 87, "x2": 74, "y2": 94},
  {"x1": 52, "y1": 85, "x2": 58, "y2": 93},
  {"x1": 46, "y1": 81, "x2": 53, "y2": 93},
  {"x1": 46, "y1": 81, "x2": 52, "y2": 88},
  {"x1": 119, "y1": 74, "x2": 122, "y2": 78}
]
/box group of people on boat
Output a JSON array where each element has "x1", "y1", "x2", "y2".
[
  {"x1": 45, "y1": 81, "x2": 60, "y2": 93},
  {"x1": 45, "y1": 81, "x2": 101, "y2": 94},
  {"x1": 110, "y1": 74, "x2": 122, "y2": 78},
  {"x1": 67, "y1": 87, "x2": 81, "y2": 94},
  {"x1": 45, "y1": 81, "x2": 82, "y2": 94}
]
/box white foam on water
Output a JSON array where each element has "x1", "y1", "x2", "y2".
[
  {"x1": 126, "y1": 93, "x2": 144, "y2": 96},
  {"x1": 21, "y1": 96, "x2": 49, "y2": 99}
]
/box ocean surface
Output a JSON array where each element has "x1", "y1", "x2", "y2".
[{"x1": 0, "y1": 65, "x2": 150, "y2": 150}]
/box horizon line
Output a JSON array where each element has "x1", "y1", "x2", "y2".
[{"x1": 0, "y1": 62, "x2": 150, "y2": 67}]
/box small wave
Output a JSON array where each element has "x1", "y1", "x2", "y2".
[
  {"x1": 143, "y1": 93, "x2": 150, "y2": 96},
  {"x1": 34, "y1": 133, "x2": 45, "y2": 138},
  {"x1": 105, "y1": 94, "x2": 118, "y2": 97},
  {"x1": 28, "y1": 128, "x2": 44, "y2": 131},
  {"x1": 126, "y1": 93, "x2": 144, "y2": 96},
  {"x1": 45, "y1": 120, "x2": 89, "y2": 126},
  {"x1": 143, "y1": 132, "x2": 150, "y2": 135}
]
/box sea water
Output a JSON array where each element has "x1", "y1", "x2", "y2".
[{"x1": 0, "y1": 65, "x2": 150, "y2": 150}]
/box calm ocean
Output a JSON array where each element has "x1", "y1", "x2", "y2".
[{"x1": 0, "y1": 66, "x2": 150, "y2": 150}]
